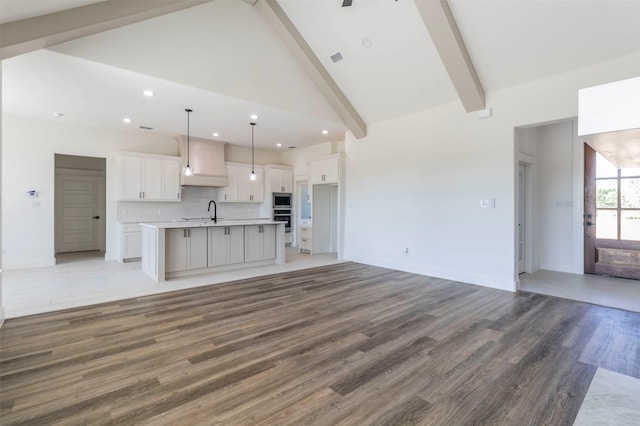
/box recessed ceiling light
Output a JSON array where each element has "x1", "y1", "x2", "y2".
[
  {"x1": 143, "y1": 90, "x2": 155, "y2": 97},
  {"x1": 362, "y1": 38, "x2": 373, "y2": 49},
  {"x1": 322, "y1": 130, "x2": 329, "y2": 135},
  {"x1": 123, "y1": 118, "x2": 132, "y2": 123},
  {"x1": 213, "y1": 132, "x2": 219, "y2": 137},
  {"x1": 250, "y1": 114, "x2": 258, "y2": 120},
  {"x1": 276, "y1": 143, "x2": 282, "y2": 147},
  {"x1": 52, "y1": 112, "x2": 65, "y2": 117}
]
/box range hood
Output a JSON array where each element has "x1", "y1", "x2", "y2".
[
  {"x1": 578, "y1": 76, "x2": 640, "y2": 168},
  {"x1": 177, "y1": 135, "x2": 229, "y2": 187}
]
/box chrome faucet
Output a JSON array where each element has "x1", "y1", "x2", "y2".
[{"x1": 208, "y1": 200, "x2": 217, "y2": 223}]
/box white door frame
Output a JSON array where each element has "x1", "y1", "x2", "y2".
[{"x1": 518, "y1": 163, "x2": 526, "y2": 274}]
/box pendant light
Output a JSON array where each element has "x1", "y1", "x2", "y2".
[
  {"x1": 249, "y1": 122, "x2": 257, "y2": 181},
  {"x1": 184, "y1": 108, "x2": 193, "y2": 177}
]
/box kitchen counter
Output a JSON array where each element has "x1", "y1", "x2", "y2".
[
  {"x1": 140, "y1": 220, "x2": 285, "y2": 282},
  {"x1": 140, "y1": 219, "x2": 278, "y2": 229}
]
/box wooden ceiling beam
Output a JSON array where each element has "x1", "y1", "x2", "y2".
[
  {"x1": 255, "y1": 0, "x2": 367, "y2": 138},
  {"x1": 0, "y1": 0, "x2": 213, "y2": 60},
  {"x1": 414, "y1": 0, "x2": 485, "y2": 112}
]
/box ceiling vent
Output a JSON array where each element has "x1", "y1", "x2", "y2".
[
  {"x1": 330, "y1": 52, "x2": 343, "y2": 63},
  {"x1": 342, "y1": 0, "x2": 352, "y2": 6}
]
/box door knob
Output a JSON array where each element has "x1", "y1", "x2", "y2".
[{"x1": 585, "y1": 221, "x2": 593, "y2": 226}]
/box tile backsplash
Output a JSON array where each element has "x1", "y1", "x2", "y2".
[{"x1": 117, "y1": 186, "x2": 263, "y2": 222}]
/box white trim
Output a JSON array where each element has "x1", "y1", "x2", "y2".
[
  {"x1": 572, "y1": 118, "x2": 585, "y2": 274},
  {"x1": 55, "y1": 168, "x2": 105, "y2": 177},
  {"x1": 3, "y1": 257, "x2": 56, "y2": 270}
]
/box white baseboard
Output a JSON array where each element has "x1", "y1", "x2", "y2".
[
  {"x1": 2, "y1": 257, "x2": 56, "y2": 270},
  {"x1": 344, "y1": 254, "x2": 517, "y2": 292}
]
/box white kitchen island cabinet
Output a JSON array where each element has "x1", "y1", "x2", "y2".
[
  {"x1": 165, "y1": 228, "x2": 207, "y2": 273},
  {"x1": 245, "y1": 225, "x2": 276, "y2": 262},
  {"x1": 141, "y1": 220, "x2": 285, "y2": 282},
  {"x1": 208, "y1": 226, "x2": 245, "y2": 267}
]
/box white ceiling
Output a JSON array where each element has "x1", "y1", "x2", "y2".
[{"x1": 2, "y1": 0, "x2": 639, "y2": 151}]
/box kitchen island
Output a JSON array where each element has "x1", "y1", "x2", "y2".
[{"x1": 140, "y1": 219, "x2": 285, "y2": 282}]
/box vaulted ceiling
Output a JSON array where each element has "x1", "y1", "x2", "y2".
[{"x1": 2, "y1": 0, "x2": 639, "y2": 150}]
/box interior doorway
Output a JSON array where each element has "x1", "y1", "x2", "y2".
[
  {"x1": 584, "y1": 145, "x2": 640, "y2": 279},
  {"x1": 54, "y1": 154, "x2": 106, "y2": 259}
]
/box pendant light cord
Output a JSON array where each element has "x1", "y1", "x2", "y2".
[
  {"x1": 251, "y1": 123, "x2": 255, "y2": 173},
  {"x1": 186, "y1": 109, "x2": 191, "y2": 166}
]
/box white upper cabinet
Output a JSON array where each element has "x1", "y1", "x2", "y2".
[
  {"x1": 220, "y1": 163, "x2": 264, "y2": 202},
  {"x1": 310, "y1": 156, "x2": 340, "y2": 184},
  {"x1": 117, "y1": 153, "x2": 181, "y2": 202},
  {"x1": 141, "y1": 158, "x2": 162, "y2": 200},
  {"x1": 161, "y1": 159, "x2": 181, "y2": 201},
  {"x1": 270, "y1": 168, "x2": 293, "y2": 193}
]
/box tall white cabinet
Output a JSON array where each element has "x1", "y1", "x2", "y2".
[{"x1": 305, "y1": 154, "x2": 342, "y2": 257}]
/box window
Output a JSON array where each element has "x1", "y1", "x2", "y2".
[{"x1": 595, "y1": 153, "x2": 640, "y2": 240}]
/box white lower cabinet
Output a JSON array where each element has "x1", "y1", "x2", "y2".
[
  {"x1": 298, "y1": 223, "x2": 312, "y2": 253},
  {"x1": 245, "y1": 224, "x2": 276, "y2": 262},
  {"x1": 121, "y1": 223, "x2": 142, "y2": 261},
  {"x1": 208, "y1": 226, "x2": 244, "y2": 267},
  {"x1": 165, "y1": 228, "x2": 207, "y2": 273}
]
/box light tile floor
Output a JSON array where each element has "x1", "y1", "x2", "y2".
[
  {"x1": 573, "y1": 368, "x2": 640, "y2": 426},
  {"x1": 519, "y1": 269, "x2": 640, "y2": 313},
  {"x1": 2, "y1": 248, "x2": 344, "y2": 318}
]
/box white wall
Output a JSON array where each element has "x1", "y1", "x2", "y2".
[
  {"x1": 534, "y1": 121, "x2": 577, "y2": 272},
  {"x1": 2, "y1": 115, "x2": 178, "y2": 268},
  {"x1": 225, "y1": 144, "x2": 283, "y2": 165},
  {"x1": 280, "y1": 141, "x2": 341, "y2": 176},
  {"x1": 343, "y1": 53, "x2": 640, "y2": 292}
]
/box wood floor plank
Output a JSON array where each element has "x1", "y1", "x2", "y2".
[{"x1": 1, "y1": 262, "x2": 639, "y2": 425}]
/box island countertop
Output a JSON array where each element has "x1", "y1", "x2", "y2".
[{"x1": 140, "y1": 219, "x2": 281, "y2": 229}]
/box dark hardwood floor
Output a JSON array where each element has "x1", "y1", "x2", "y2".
[{"x1": 1, "y1": 262, "x2": 639, "y2": 425}]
